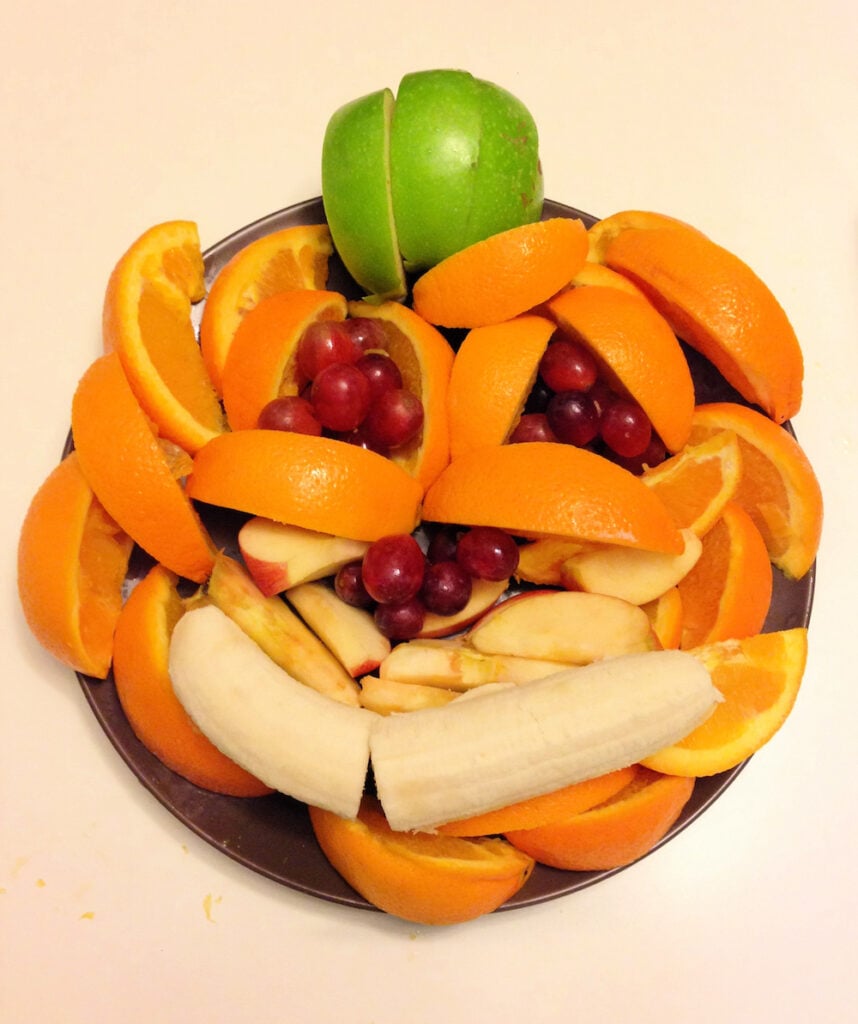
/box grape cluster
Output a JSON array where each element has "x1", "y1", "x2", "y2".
[
  {"x1": 257, "y1": 319, "x2": 425, "y2": 453},
  {"x1": 335, "y1": 526, "x2": 520, "y2": 639},
  {"x1": 510, "y1": 334, "x2": 667, "y2": 473}
]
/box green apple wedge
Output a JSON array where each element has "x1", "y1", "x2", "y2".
[
  {"x1": 321, "y1": 88, "x2": 406, "y2": 301},
  {"x1": 389, "y1": 69, "x2": 483, "y2": 271}
]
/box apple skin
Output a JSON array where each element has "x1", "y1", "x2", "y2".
[
  {"x1": 389, "y1": 70, "x2": 543, "y2": 271},
  {"x1": 321, "y1": 87, "x2": 406, "y2": 301}
]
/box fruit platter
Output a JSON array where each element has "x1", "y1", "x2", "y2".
[{"x1": 17, "y1": 70, "x2": 822, "y2": 926}]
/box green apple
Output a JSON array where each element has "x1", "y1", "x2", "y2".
[{"x1": 321, "y1": 87, "x2": 406, "y2": 301}]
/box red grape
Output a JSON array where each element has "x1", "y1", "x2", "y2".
[
  {"x1": 420, "y1": 560, "x2": 472, "y2": 616},
  {"x1": 457, "y1": 526, "x2": 519, "y2": 581},
  {"x1": 599, "y1": 398, "x2": 653, "y2": 458},
  {"x1": 342, "y1": 317, "x2": 388, "y2": 352},
  {"x1": 310, "y1": 363, "x2": 372, "y2": 432},
  {"x1": 612, "y1": 433, "x2": 667, "y2": 474},
  {"x1": 257, "y1": 395, "x2": 322, "y2": 435},
  {"x1": 355, "y1": 352, "x2": 403, "y2": 401},
  {"x1": 334, "y1": 560, "x2": 374, "y2": 608},
  {"x1": 296, "y1": 321, "x2": 363, "y2": 381},
  {"x1": 539, "y1": 338, "x2": 598, "y2": 393},
  {"x1": 426, "y1": 528, "x2": 459, "y2": 564},
  {"x1": 546, "y1": 391, "x2": 600, "y2": 446},
  {"x1": 361, "y1": 534, "x2": 426, "y2": 604},
  {"x1": 508, "y1": 412, "x2": 557, "y2": 444},
  {"x1": 374, "y1": 597, "x2": 426, "y2": 640},
  {"x1": 363, "y1": 389, "x2": 424, "y2": 449}
]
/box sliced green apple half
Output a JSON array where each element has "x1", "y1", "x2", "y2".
[{"x1": 321, "y1": 87, "x2": 406, "y2": 301}]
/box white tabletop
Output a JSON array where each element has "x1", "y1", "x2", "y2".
[{"x1": 2, "y1": 2, "x2": 856, "y2": 1021}]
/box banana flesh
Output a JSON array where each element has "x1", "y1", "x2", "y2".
[{"x1": 169, "y1": 606, "x2": 721, "y2": 830}]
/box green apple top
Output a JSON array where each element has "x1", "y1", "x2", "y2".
[{"x1": 321, "y1": 70, "x2": 544, "y2": 298}]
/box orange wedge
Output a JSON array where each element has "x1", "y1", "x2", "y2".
[
  {"x1": 605, "y1": 226, "x2": 803, "y2": 423},
  {"x1": 221, "y1": 289, "x2": 347, "y2": 431},
  {"x1": 688, "y1": 403, "x2": 822, "y2": 580},
  {"x1": 17, "y1": 452, "x2": 133, "y2": 678},
  {"x1": 446, "y1": 314, "x2": 557, "y2": 459},
  {"x1": 309, "y1": 796, "x2": 534, "y2": 925},
  {"x1": 200, "y1": 223, "x2": 333, "y2": 395},
  {"x1": 642, "y1": 429, "x2": 743, "y2": 536},
  {"x1": 677, "y1": 501, "x2": 773, "y2": 650},
  {"x1": 112, "y1": 565, "x2": 272, "y2": 796},
  {"x1": 504, "y1": 765, "x2": 695, "y2": 871},
  {"x1": 436, "y1": 767, "x2": 636, "y2": 837},
  {"x1": 643, "y1": 628, "x2": 808, "y2": 776},
  {"x1": 103, "y1": 220, "x2": 225, "y2": 454},
  {"x1": 587, "y1": 209, "x2": 703, "y2": 263},
  {"x1": 423, "y1": 441, "x2": 684, "y2": 554},
  {"x1": 412, "y1": 218, "x2": 588, "y2": 328},
  {"x1": 187, "y1": 431, "x2": 422, "y2": 542},
  {"x1": 347, "y1": 300, "x2": 456, "y2": 489},
  {"x1": 71, "y1": 353, "x2": 216, "y2": 583},
  {"x1": 546, "y1": 285, "x2": 695, "y2": 452}
]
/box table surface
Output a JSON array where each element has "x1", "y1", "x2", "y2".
[{"x1": 2, "y1": 2, "x2": 856, "y2": 1022}]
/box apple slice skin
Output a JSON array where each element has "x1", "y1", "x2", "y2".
[{"x1": 321, "y1": 88, "x2": 405, "y2": 300}]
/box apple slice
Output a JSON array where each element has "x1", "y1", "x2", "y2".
[
  {"x1": 418, "y1": 577, "x2": 509, "y2": 638},
  {"x1": 515, "y1": 537, "x2": 588, "y2": 585},
  {"x1": 238, "y1": 516, "x2": 369, "y2": 597},
  {"x1": 379, "y1": 638, "x2": 562, "y2": 691},
  {"x1": 206, "y1": 553, "x2": 360, "y2": 706},
  {"x1": 467, "y1": 590, "x2": 659, "y2": 664},
  {"x1": 560, "y1": 529, "x2": 703, "y2": 606},
  {"x1": 284, "y1": 581, "x2": 390, "y2": 678},
  {"x1": 321, "y1": 87, "x2": 406, "y2": 300},
  {"x1": 358, "y1": 675, "x2": 458, "y2": 715}
]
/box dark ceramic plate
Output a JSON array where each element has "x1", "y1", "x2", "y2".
[{"x1": 74, "y1": 198, "x2": 815, "y2": 913}]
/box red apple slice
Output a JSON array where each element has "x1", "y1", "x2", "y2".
[{"x1": 417, "y1": 577, "x2": 509, "y2": 638}]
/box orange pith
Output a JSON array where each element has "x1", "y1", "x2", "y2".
[
  {"x1": 446, "y1": 314, "x2": 556, "y2": 459},
  {"x1": 71, "y1": 352, "x2": 216, "y2": 583},
  {"x1": 103, "y1": 220, "x2": 225, "y2": 454},
  {"x1": 546, "y1": 285, "x2": 695, "y2": 452},
  {"x1": 604, "y1": 226, "x2": 803, "y2": 423},
  {"x1": 348, "y1": 300, "x2": 456, "y2": 489},
  {"x1": 412, "y1": 218, "x2": 589, "y2": 328},
  {"x1": 309, "y1": 796, "x2": 535, "y2": 925},
  {"x1": 688, "y1": 403, "x2": 822, "y2": 580},
  {"x1": 504, "y1": 765, "x2": 695, "y2": 871},
  {"x1": 112, "y1": 565, "x2": 272, "y2": 796},
  {"x1": 221, "y1": 289, "x2": 348, "y2": 431},
  {"x1": 186, "y1": 431, "x2": 423, "y2": 542},
  {"x1": 436, "y1": 767, "x2": 636, "y2": 837},
  {"x1": 642, "y1": 628, "x2": 808, "y2": 776},
  {"x1": 17, "y1": 452, "x2": 133, "y2": 678},
  {"x1": 423, "y1": 441, "x2": 684, "y2": 555},
  {"x1": 587, "y1": 209, "x2": 703, "y2": 263},
  {"x1": 642, "y1": 429, "x2": 743, "y2": 537},
  {"x1": 677, "y1": 501, "x2": 773, "y2": 650},
  {"x1": 200, "y1": 223, "x2": 333, "y2": 395}
]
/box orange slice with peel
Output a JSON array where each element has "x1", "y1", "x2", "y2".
[
  {"x1": 412, "y1": 218, "x2": 588, "y2": 328},
  {"x1": 200, "y1": 223, "x2": 333, "y2": 395},
  {"x1": 221, "y1": 289, "x2": 348, "y2": 431},
  {"x1": 688, "y1": 402, "x2": 822, "y2": 580},
  {"x1": 309, "y1": 795, "x2": 534, "y2": 925},
  {"x1": 103, "y1": 220, "x2": 225, "y2": 454},
  {"x1": 587, "y1": 209, "x2": 703, "y2": 263},
  {"x1": 17, "y1": 451, "x2": 133, "y2": 678},
  {"x1": 643, "y1": 628, "x2": 808, "y2": 776},
  {"x1": 641, "y1": 429, "x2": 743, "y2": 537},
  {"x1": 504, "y1": 765, "x2": 695, "y2": 872},
  {"x1": 71, "y1": 352, "x2": 216, "y2": 583},
  {"x1": 348, "y1": 299, "x2": 455, "y2": 490},
  {"x1": 604, "y1": 226, "x2": 803, "y2": 423},
  {"x1": 112, "y1": 564, "x2": 272, "y2": 796},
  {"x1": 423, "y1": 441, "x2": 684, "y2": 554},
  {"x1": 436, "y1": 767, "x2": 635, "y2": 837},
  {"x1": 187, "y1": 431, "x2": 422, "y2": 542},
  {"x1": 446, "y1": 314, "x2": 556, "y2": 459},
  {"x1": 677, "y1": 501, "x2": 773, "y2": 650},
  {"x1": 546, "y1": 285, "x2": 695, "y2": 452}
]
